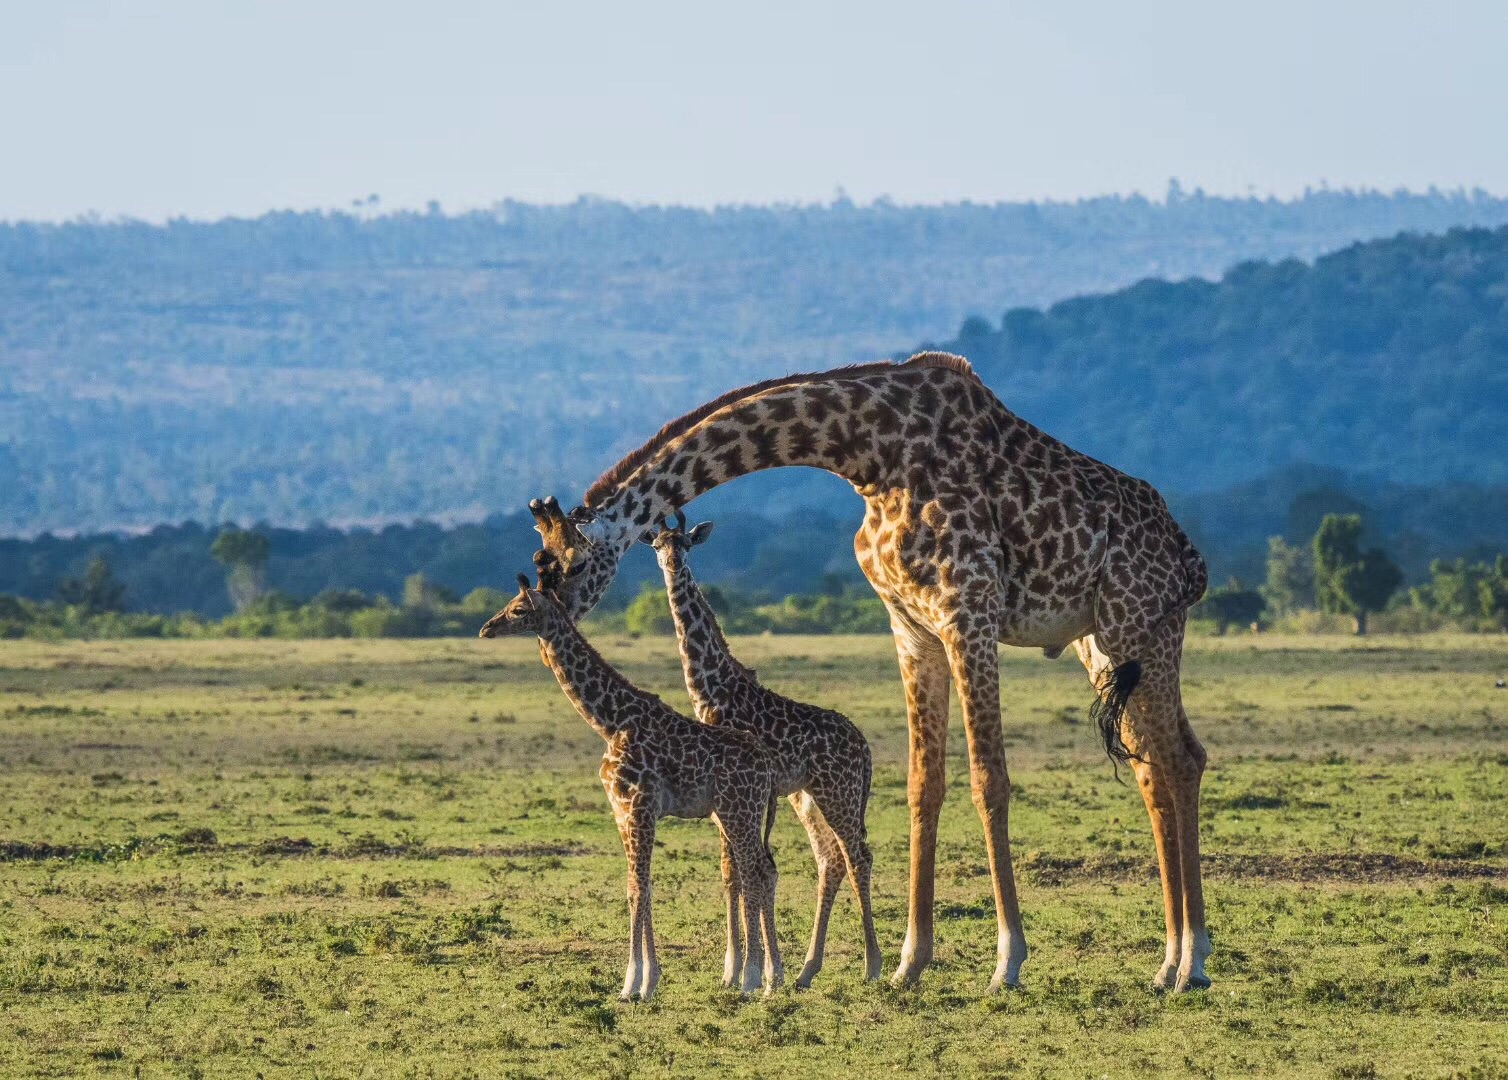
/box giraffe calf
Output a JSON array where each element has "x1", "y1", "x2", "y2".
[
  {"x1": 650, "y1": 516, "x2": 882, "y2": 987},
  {"x1": 479, "y1": 571, "x2": 783, "y2": 1000}
]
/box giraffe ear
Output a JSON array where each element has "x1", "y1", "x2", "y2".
[{"x1": 688, "y1": 521, "x2": 715, "y2": 546}]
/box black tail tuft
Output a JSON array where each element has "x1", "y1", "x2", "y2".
[{"x1": 1090, "y1": 660, "x2": 1143, "y2": 776}]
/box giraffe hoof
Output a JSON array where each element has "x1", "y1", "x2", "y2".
[
  {"x1": 1174, "y1": 974, "x2": 1212, "y2": 993},
  {"x1": 890, "y1": 956, "x2": 929, "y2": 987}
]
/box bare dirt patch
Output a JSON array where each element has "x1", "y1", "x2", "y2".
[{"x1": 1020, "y1": 851, "x2": 1506, "y2": 886}]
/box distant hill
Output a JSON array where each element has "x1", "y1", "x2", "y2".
[
  {"x1": 6, "y1": 188, "x2": 1508, "y2": 534},
  {"x1": 932, "y1": 225, "x2": 1508, "y2": 492}
]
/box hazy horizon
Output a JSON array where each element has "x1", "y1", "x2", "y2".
[{"x1": 6, "y1": 1, "x2": 1508, "y2": 223}]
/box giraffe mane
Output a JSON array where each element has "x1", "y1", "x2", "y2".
[{"x1": 583, "y1": 352, "x2": 977, "y2": 507}]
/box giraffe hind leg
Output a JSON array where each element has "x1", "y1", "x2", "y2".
[
  {"x1": 814, "y1": 773, "x2": 883, "y2": 981},
  {"x1": 790, "y1": 792, "x2": 844, "y2": 989},
  {"x1": 1076, "y1": 625, "x2": 1211, "y2": 992}
]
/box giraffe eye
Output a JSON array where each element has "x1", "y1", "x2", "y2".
[{"x1": 565, "y1": 562, "x2": 588, "y2": 578}]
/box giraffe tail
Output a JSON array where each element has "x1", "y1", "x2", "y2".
[
  {"x1": 859, "y1": 746, "x2": 873, "y2": 838},
  {"x1": 1090, "y1": 659, "x2": 1143, "y2": 771},
  {"x1": 762, "y1": 783, "x2": 779, "y2": 870},
  {"x1": 1089, "y1": 524, "x2": 1205, "y2": 777}
]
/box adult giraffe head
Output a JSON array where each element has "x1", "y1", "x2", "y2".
[{"x1": 526, "y1": 495, "x2": 621, "y2": 619}]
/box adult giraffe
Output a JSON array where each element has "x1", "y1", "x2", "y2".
[{"x1": 527, "y1": 352, "x2": 1211, "y2": 993}]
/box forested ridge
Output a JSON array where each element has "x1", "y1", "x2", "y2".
[
  {"x1": 940, "y1": 226, "x2": 1508, "y2": 489},
  {"x1": 6, "y1": 188, "x2": 1508, "y2": 535}
]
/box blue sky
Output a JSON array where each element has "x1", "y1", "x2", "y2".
[{"x1": 4, "y1": 1, "x2": 1507, "y2": 221}]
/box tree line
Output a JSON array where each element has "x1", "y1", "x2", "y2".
[
  {"x1": 1196, "y1": 514, "x2": 1507, "y2": 635},
  {"x1": 3, "y1": 513, "x2": 1502, "y2": 640}
]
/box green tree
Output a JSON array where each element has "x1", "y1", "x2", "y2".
[
  {"x1": 1261, "y1": 536, "x2": 1314, "y2": 616},
  {"x1": 1480, "y1": 556, "x2": 1508, "y2": 631},
  {"x1": 56, "y1": 555, "x2": 128, "y2": 614},
  {"x1": 622, "y1": 584, "x2": 674, "y2": 636},
  {"x1": 402, "y1": 573, "x2": 457, "y2": 610},
  {"x1": 210, "y1": 529, "x2": 270, "y2": 613},
  {"x1": 1195, "y1": 579, "x2": 1266, "y2": 635},
  {"x1": 1313, "y1": 514, "x2": 1402, "y2": 635},
  {"x1": 1412, "y1": 558, "x2": 1489, "y2": 620}
]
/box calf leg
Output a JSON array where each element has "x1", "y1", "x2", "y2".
[
  {"x1": 811, "y1": 761, "x2": 883, "y2": 981},
  {"x1": 790, "y1": 792, "x2": 844, "y2": 988},
  {"x1": 719, "y1": 837, "x2": 744, "y2": 989},
  {"x1": 617, "y1": 815, "x2": 657, "y2": 1001},
  {"x1": 729, "y1": 820, "x2": 782, "y2": 994}
]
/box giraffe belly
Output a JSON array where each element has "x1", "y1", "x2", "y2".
[{"x1": 996, "y1": 606, "x2": 1095, "y2": 655}]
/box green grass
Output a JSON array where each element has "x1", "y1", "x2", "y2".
[{"x1": 1, "y1": 634, "x2": 1506, "y2": 1077}]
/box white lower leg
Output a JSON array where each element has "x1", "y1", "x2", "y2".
[
  {"x1": 723, "y1": 885, "x2": 743, "y2": 988},
  {"x1": 740, "y1": 894, "x2": 765, "y2": 993},
  {"x1": 638, "y1": 892, "x2": 660, "y2": 1001},
  {"x1": 621, "y1": 917, "x2": 642, "y2": 1001},
  {"x1": 1177, "y1": 928, "x2": 1211, "y2": 990},
  {"x1": 1153, "y1": 935, "x2": 1180, "y2": 989},
  {"x1": 762, "y1": 891, "x2": 784, "y2": 994},
  {"x1": 989, "y1": 926, "x2": 1028, "y2": 992}
]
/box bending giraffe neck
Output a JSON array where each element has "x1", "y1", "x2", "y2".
[
  {"x1": 534, "y1": 610, "x2": 657, "y2": 741},
  {"x1": 580, "y1": 353, "x2": 987, "y2": 562},
  {"x1": 660, "y1": 557, "x2": 753, "y2": 720}
]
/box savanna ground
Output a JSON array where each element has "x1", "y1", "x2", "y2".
[{"x1": 1, "y1": 634, "x2": 1505, "y2": 1078}]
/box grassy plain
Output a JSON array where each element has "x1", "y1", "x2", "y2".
[{"x1": 1, "y1": 633, "x2": 1506, "y2": 1078}]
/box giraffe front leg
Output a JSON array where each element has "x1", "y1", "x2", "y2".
[
  {"x1": 719, "y1": 835, "x2": 744, "y2": 989},
  {"x1": 890, "y1": 625, "x2": 951, "y2": 987},
  {"x1": 790, "y1": 792, "x2": 843, "y2": 989},
  {"x1": 619, "y1": 814, "x2": 657, "y2": 1001},
  {"x1": 638, "y1": 878, "x2": 661, "y2": 1001},
  {"x1": 944, "y1": 614, "x2": 1028, "y2": 992},
  {"x1": 738, "y1": 887, "x2": 765, "y2": 993},
  {"x1": 730, "y1": 824, "x2": 779, "y2": 993}
]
